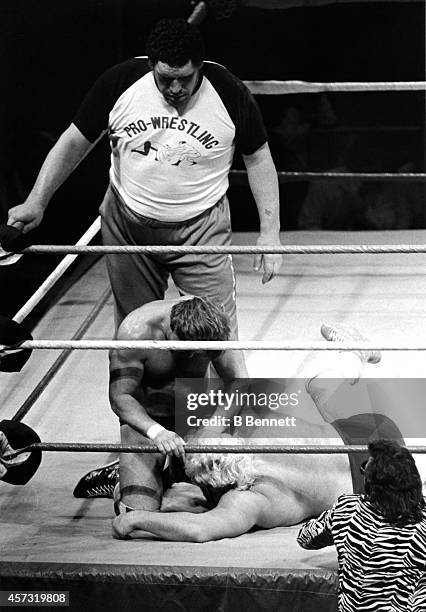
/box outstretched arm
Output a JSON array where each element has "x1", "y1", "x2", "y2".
[
  {"x1": 243, "y1": 142, "x2": 282, "y2": 284},
  {"x1": 8, "y1": 123, "x2": 102, "y2": 233},
  {"x1": 112, "y1": 490, "x2": 266, "y2": 542}
]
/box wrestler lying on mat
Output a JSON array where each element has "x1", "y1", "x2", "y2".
[{"x1": 73, "y1": 297, "x2": 417, "y2": 541}]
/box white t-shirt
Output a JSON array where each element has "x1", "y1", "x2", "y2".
[{"x1": 74, "y1": 58, "x2": 267, "y2": 221}]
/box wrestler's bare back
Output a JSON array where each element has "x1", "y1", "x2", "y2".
[
  {"x1": 116, "y1": 299, "x2": 212, "y2": 411},
  {"x1": 246, "y1": 450, "x2": 352, "y2": 526}
]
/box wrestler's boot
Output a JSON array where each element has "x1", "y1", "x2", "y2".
[
  {"x1": 320, "y1": 323, "x2": 381, "y2": 365},
  {"x1": 73, "y1": 460, "x2": 119, "y2": 498}
]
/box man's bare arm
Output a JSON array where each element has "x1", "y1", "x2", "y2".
[
  {"x1": 109, "y1": 315, "x2": 185, "y2": 457},
  {"x1": 8, "y1": 123, "x2": 102, "y2": 233},
  {"x1": 112, "y1": 490, "x2": 267, "y2": 542},
  {"x1": 109, "y1": 346, "x2": 151, "y2": 432},
  {"x1": 212, "y1": 350, "x2": 247, "y2": 380},
  {"x1": 243, "y1": 142, "x2": 283, "y2": 284}
]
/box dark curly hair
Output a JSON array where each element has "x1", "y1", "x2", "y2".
[
  {"x1": 364, "y1": 439, "x2": 425, "y2": 527},
  {"x1": 146, "y1": 18, "x2": 205, "y2": 67},
  {"x1": 170, "y1": 297, "x2": 230, "y2": 342}
]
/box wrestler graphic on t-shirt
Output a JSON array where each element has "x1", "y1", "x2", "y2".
[{"x1": 132, "y1": 141, "x2": 201, "y2": 166}]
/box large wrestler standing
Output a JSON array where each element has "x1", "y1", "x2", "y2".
[{"x1": 7, "y1": 18, "x2": 282, "y2": 356}]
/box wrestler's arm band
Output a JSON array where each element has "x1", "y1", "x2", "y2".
[{"x1": 110, "y1": 367, "x2": 142, "y2": 383}]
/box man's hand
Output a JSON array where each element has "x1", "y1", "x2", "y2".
[
  {"x1": 6, "y1": 124, "x2": 95, "y2": 236},
  {"x1": 8, "y1": 200, "x2": 46, "y2": 234},
  {"x1": 152, "y1": 429, "x2": 186, "y2": 458},
  {"x1": 253, "y1": 233, "x2": 283, "y2": 284},
  {"x1": 112, "y1": 513, "x2": 133, "y2": 539},
  {"x1": 242, "y1": 142, "x2": 282, "y2": 282}
]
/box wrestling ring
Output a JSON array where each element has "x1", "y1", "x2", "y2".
[{"x1": 1, "y1": 42, "x2": 426, "y2": 612}]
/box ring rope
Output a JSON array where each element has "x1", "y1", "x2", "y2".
[
  {"x1": 21, "y1": 244, "x2": 426, "y2": 255},
  {"x1": 5, "y1": 340, "x2": 426, "y2": 351},
  {"x1": 4, "y1": 443, "x2": 426, "y2": 461},
  {"x1": 243, "y1": 80, "x2": 426, "y2": 95},
  {"x1": 13, "y1": 217, "x2": 101, "y2": 324},
  {"x1": 230, "y1": 170, "x2": 426, "y2": 183}
]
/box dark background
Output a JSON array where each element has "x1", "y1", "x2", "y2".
[{"x1": 1, "y1": 0, "x2": 425, "y2": 315}]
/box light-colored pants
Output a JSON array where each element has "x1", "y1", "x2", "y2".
[{"x1": 100, "y1": 186, "x2": 238, "y2": 336}]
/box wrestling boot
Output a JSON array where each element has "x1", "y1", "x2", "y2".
[
  {"x1": 321, "y1": 323, "x2": 381, "y2": 364},
  {"x1": 73, "y1": 459, "x2": 119, "y2": 498}
]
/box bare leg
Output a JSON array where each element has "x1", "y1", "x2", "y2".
[
  {"x1": 306, "y1": 324, "x2": 382, "y2": 423},
  {"x1": 304, "y1": 332, "x2": 399, "y2": 494},
  {"x1": 305, "y1": 352, "x2": 366, "y2": 422}
]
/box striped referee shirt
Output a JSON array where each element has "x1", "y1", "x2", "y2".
[{"x1": 297, "y1": 494, "x2": 426, "y2": 612}]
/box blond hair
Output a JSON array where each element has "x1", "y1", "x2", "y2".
[{"x1": 184, "y1": 437, "x2": 256, "y2": 491}]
